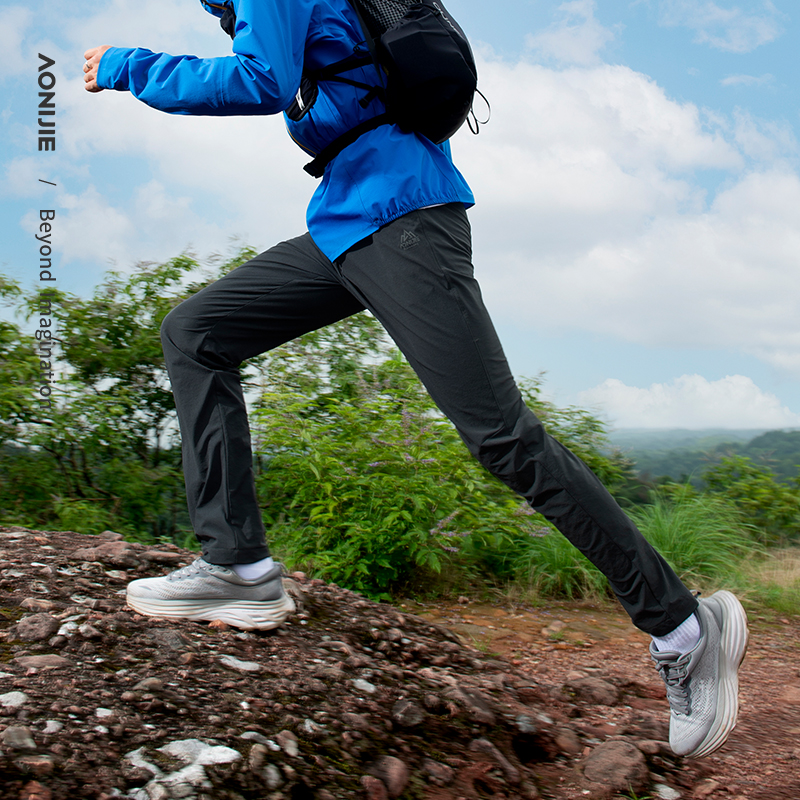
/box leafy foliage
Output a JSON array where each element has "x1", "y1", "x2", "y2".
[
  {"x1": 250, "y1": 315, "x2": 628, "y2": 599},
  {"x1": 628, "y1": 492, "x2": 757, "y2": 588},
  {"x1": 701, "y1": 455, "x2": 800, "y2": 543},
  {"x1": 0, "y1": 277, "x2": 41, "y2": 444},
  {"x1": 1, "y1": 249, "x2": 794, "y2": 610},
  {"x1": 0, "y1": 250, "x2": 256, "y2": 536}
]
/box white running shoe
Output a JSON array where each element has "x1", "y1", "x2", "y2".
[
  {"x1": 650, "y1": 590, "x2": 748, "y2": 758},
  {"x1": 126, "y1": 558, "x2": 295, "y2": 631}
]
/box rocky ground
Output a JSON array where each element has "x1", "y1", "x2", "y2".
[{"x1": 0, "y1": 527, "x2": 798, "y2": 800}]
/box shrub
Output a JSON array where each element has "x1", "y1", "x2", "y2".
[
  {"x1": 702, "y1": 455, "x2": 800, "y2": 544},
  {"x1": 629, "y1": 492, "x2": 758, "y2": 590}
]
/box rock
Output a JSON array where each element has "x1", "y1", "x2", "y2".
[
  {"x1": 140, "y1": 550, "x2": 185, "y2": 564},
  {"x1": 69, "y1": 540, "x2": 137, "y2": 566},
  {"x1": 422, "y1": 757, "x2": 454, "y2": 786},
  {"x1": 13, "y1": 654, "x2": 72, "y2": 669},
  {"x1": 693, "y1": 779, "x2": 721, "y2": 798},
  {"x1": 134, "y1": 678, "x2": 164, "y2": 692},
  {"x1": 300, "y1": 718, "x2": 325, "y2": 737},
  {"x1": 444, "y1": 684, "x2": 496, "y2": 724},
  {"x1": 158, "y1": 738, "x2": 241, "y2": 766},
  {"x1": 247, "y1": 742, "x2": 269, "y2": 773},
  {"x1": 469, "y1": 737, "x2": 520, "y2": 784},
  {"x1": 260, "y1": 763, "x2": 281, "y2": 789},
  {"x1": 19, "y1": 598, "x2": 56, "y2": 612},
  {"x1": 655, "y1": 784, "x2": 682, "y2": 800},
  {"x1": 583, "y1": 740, "x2": 649, "y2": 793},
  {"x1": 542, "y1": 619, "x2": 567, "y2": 636},
  {"x1": 515, "y1": 714, "x2": 538, "y2": 733},
  {"x1": 42, "y1": 720, "x2": 63, "y2": 734},
  {"x1": 368, "y1": 755, "x2": 409, "y2": 798},
  {"x1": 78, "y1": 623, "x2": 102, "y2": 639},
  {"x1": 19, "y1": 781, "x2": 52, "y2": 800},
  {"x1": 352, "y1": 678, "x2": 377, "y2": 694},
  {"x1": 554, "y1": 727, "x2": 583, "y2": 755},
  {"x1": 342, "y1": 712, "x2": 371, "y2": 730},
  {"x1": 0, "y1": 690, "x2": 29, "y2": 711},
  {"x1": 564, "y1": 676, "x2": 621, "y2": 706},
  {"x1": 2, "y1": 725, "x2": 37, "y2": 750},
  {"x1": 313, "y1": 665, "x2": 345, "y2": 681},
  {"x1": 14, "y1": 754, "x2": 56, "y2": 776},
  {"x1": 146, "y1": 783, "x2": 171, "y2": 800},
  {"x1": 391, "y1": 698, "x2": 425, "y2": 727},
  {"x1": 316, "y1": 640, "x2": 354, "y2": 657},
  {"x1": 16, "y1": 613, "x2": 60, "y2": 642},
  {"x1": 360, "y1": 775, "x2": 389, "y2": 800},
  {"x1": 629, "y1": 711, "x2": 669, "y2": 741},
  {"x1": 275, "y1": 730, "x2": 299, "y2": 757},
  {"x1": 637, "y1": 739, "x2": 668, "y2": 755},
  {"x1": 219, "y1": 654, "x2": 262, "y2": 672}
]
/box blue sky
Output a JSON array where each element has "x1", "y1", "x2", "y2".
[{"x1": 2, "y1": 0, "x2": 799, "y2": 429}]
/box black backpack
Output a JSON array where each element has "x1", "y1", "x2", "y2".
[{"x1": 220, "y1": 0, "x2": 486, "y2": 177}]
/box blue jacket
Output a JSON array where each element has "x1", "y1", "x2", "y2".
[{"x1": 97, "y1": 0, "x2": 475, "y2": 260}]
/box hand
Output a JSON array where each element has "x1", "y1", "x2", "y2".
[{"x1": 83, "y1": 45, "x2": 113, "y2": 93}]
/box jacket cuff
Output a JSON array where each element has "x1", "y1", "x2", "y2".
[{"x1": 96, "y1": 46, "x2": 141, "y2": 91}]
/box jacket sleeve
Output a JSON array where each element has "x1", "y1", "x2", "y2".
[{"x1": 96, "y1": 0, "x2": 314, "y2": 116}]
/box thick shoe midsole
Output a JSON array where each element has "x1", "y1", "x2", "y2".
[
  {"x1": 126, "y1": 594, "x2": 295, "y2": 620},
  {"x1": 690, "y1": 591, "x2": 748, "y2": 757}
]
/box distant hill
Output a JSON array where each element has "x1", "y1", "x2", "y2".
[{"x1": 607, "y1": 428, "x2": 800, "y2": 484}]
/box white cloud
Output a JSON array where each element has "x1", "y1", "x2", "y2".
[
  {"x1": 657, "y1": 0, "x2": 785, "y2": 53},
  {"x1": 526, "y1": 0, "x2": 616, "y2": 66},
  {"x1": 579, "y1": 374, "x2": 800, "y2": 428},
  {"x1": 0, "y1": 7, "x2": 33, "y2": 81},
  {"x1": 720, "y1": 73, "x2": 773, "y2": 87},
  {"x1": 452, "y1": 54, "x2": 800, "y2": 378},
  {"x1": 6, "y1": 0, "x2": 800, "y2": 403},
  {"x1": 732, "y1": 109, "x2": 797, "y2": 161}
]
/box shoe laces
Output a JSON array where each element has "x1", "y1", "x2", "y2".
[
  {"x1": 653, "y1": 652, "x2": 691, "y2": 716},
  {"x1": 167, "y1": 559, "x2": 210, "y2": 582}
]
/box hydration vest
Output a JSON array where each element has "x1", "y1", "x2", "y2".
[{"x1": 218, "y1": 0, "x2": 486, "y2": 177}]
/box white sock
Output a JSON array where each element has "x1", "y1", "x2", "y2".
[
  {"x1": 230, "y1": 556, "x2": 274, "y2": 581},
  {"x1": 651, "y1": 612, "x2": 701, "y2": 654}
]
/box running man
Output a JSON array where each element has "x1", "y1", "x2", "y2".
[{"x1": 83, "y1": 0, "x2": 748, "y2": 759}]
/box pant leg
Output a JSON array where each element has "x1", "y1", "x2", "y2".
[
  {"x1": 335, "y1": 204, "x2": 697, "y2": 636},
  {"x1": 160, "y1": 234, "x2": 364, "y2": 565}
]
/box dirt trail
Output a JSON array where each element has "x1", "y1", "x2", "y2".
[
  {"x1": 409, "y1": 597, "x2": 800, "y2": 800},
  {"x1": 2, "y1": 526, "x2": 799, "y2": 800}
]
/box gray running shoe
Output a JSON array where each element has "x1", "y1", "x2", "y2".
[
  {"x1": 650, "y1": 590, "x2": 748, "y2": 758},
  {"x1": 126, "y1": 558, "x2": 295, "y2": 631}
]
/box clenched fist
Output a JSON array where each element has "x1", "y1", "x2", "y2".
[{"x1": 83, "y1": 45, "x2": 113, "y2": 93}]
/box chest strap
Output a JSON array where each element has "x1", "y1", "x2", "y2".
[{"x1": 303, "y1": 112, "x2": 391, "y2": 178}]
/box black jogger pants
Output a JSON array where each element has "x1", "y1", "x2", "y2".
[{"x1": 160, "y1": 204, "x2": 697, "y2": 636}]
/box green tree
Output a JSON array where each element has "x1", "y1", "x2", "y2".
[
  {"x1": 0, "y1": 277, "x2": 41, "y2": 443},
  {"x1": 702, "y1": 455, "x2": 800, "y2": 544},
  {"x1": 1, "y1": 249, "x2": 258, "y2": 536}
]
